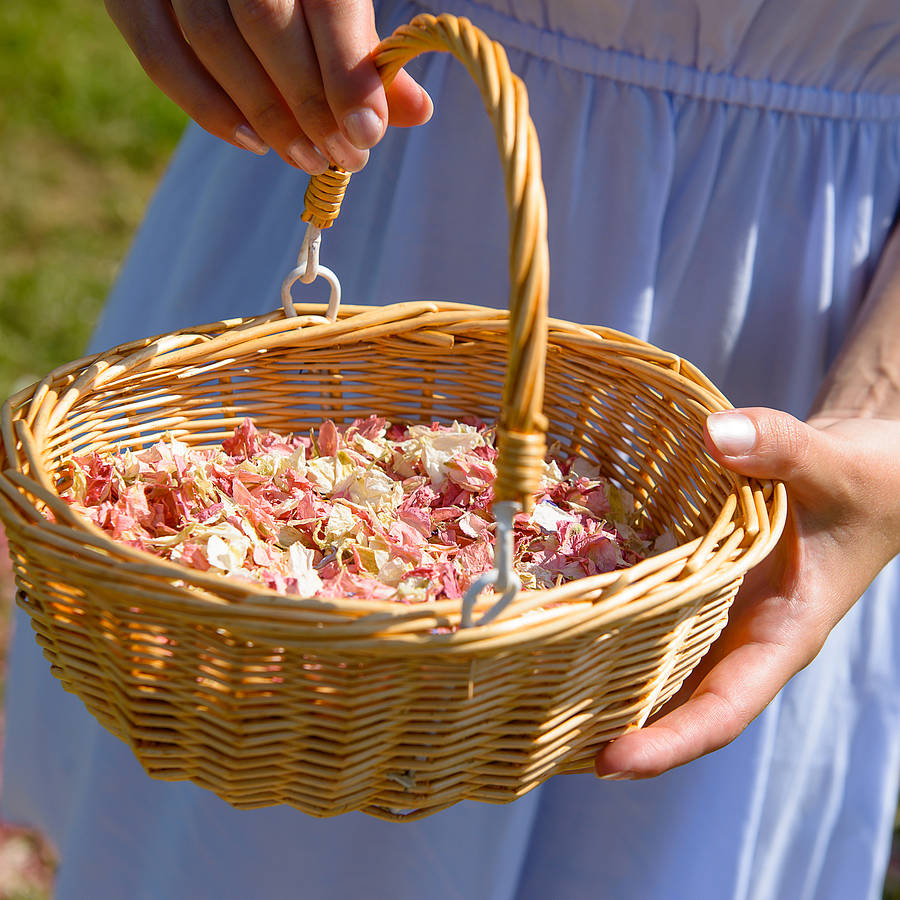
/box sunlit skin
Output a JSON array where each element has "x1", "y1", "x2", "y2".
[{"x1": 104, "y1": 0, "x2": 432, "y2": 172}]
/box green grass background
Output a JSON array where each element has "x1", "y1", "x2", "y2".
[
  {"x1": 0, "y1": 2, "x2": 184, "y2": 895},
  {"x1": 1, "y1": 2, "x2": 899, "y2": 898},
  {"x1": 0, "y1": 0, "x2": 186, "y2": 400}
]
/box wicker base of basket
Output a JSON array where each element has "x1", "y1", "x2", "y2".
[
  {"x1": 18, "y1": 580, "x2": 739, "y2": 821},
  {"x1": 0, "y1": 300, "x2": 785, "y2": 820}
]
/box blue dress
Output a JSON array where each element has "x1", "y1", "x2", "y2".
[{"x1": 5, "y1": 1, "x2": 900, "y2": 897}]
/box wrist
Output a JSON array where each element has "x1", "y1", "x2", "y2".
[
  {"x1": 812, "y1": 350, "x2": 900, "y2": 420},
  {"x1": 812, "y1": 227, "x2": 900, "y2": 420}
]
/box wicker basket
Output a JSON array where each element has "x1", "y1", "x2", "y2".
[{"x1": 0, "y1": 13, "x2": 786, "y2": 821}]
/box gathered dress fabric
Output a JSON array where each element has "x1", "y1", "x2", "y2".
[{"x1": 5, "y1": 1, "x2": 900, "y2": 897}]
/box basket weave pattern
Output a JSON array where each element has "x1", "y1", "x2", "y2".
[{"x1": 0, "y1": 14, "x2": 786, "y2": 821}]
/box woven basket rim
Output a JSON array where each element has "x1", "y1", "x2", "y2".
[{"x1": 4, "y1": 301, "x2": 729, "y2": 410}]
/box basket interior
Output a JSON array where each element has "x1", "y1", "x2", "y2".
[{"x1": 43, "y1": 316, "x2": 734, "y2": 545}]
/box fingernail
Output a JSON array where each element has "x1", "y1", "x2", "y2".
[
  {"x1": 322, "y1": 133, "x2": 369, "y2": 172},
  {"x1": 287, "y1": 140, "x2": 329, "y2": 175},
  {"x1": 596, "y1": 770, "x2": 635, "y2": 781},
  {"x1": 342, "y1": 107, "x2": 384, "y2": 149},
  {"x1": 707, "y1": 412, "x2": 757, "y2": 456},
  {"x1": 420, "y1": 88, "x2": 434, "y2": 123},
  {"x1": 233, "y1": 124, "x2": 269, "y2": 155}
]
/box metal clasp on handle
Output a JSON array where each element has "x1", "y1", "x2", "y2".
[
  {"x1": 281, "y1": 222, "x2": 342, "y2": 321},
  {"x1": 461, "y1": 501, "x2": 521, "y2": 628}
]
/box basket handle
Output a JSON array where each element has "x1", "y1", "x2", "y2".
[{"x1": 302, "y1": 13, "x2": 549, "y2": 514}]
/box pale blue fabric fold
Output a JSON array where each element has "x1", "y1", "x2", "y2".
[{"x1": 5, "y1": 1, "x2": 900, "y2": 898}]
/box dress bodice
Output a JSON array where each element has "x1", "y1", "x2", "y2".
[{"x1": 467, "y1": 0, "x2": 900, "y2": 95}]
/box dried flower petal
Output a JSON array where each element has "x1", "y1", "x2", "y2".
[{"x1": 57, "y1": 418, "x2": 673, "y2": 604}]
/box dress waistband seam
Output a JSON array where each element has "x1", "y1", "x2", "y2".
[{"x1": 408, "y1": 0, "x2": 900, "y2": 121}]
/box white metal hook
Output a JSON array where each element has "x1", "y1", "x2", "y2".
[
  {"x1": 281, "y1": 220, "x2": 341, "y2": 321},
  {"x1": 281, "y1": 261, "x2": 341, "y2": 322},
  {"x1": 460, "y1": 501, "x2": 521, "y2": 627}
]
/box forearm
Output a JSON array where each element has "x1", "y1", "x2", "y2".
[{"x1": 813, "y1": 224, "x2": 900, "y2": 419}]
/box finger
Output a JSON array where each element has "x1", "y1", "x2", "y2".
[
  {"x1": 302, "y1": 0, "x2": 387, "y2": 149},
  {"x1": 705, "y1": 408, "x2": 846, "y2": 508},
  {"x1": 594, "y1": 634, "x2": 798, "y2": 778},
  {"x1": 172, "y1": 0, "x2": 359, "y2": 172},
  {"x1": 385, "y1": 70, "x2": 434, "y2": 127},
  {"x1": 705, "y1": 408, "x2": 813, "y2": 478},
  {"x1": 303, "y1": 0, "x2": 430, "y2": 148},
  {"x1": 226, "y1": 0, "x2": 368, "y2": 170},
  {"x1": 105, "y1": 0, "x2": 269, "y2": 154},
  {"x1": 170, "y1": 0, "x2": 297, "y2": 159}
]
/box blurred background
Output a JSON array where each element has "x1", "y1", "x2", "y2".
[
  {"x1": 1, "y1": 1, "x2": 184, "y2": 895},
  {"x1": 0, "y1": 1, "x2": 898, "y2": 897}
]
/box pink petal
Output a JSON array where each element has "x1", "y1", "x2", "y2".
[{"x1": 317, "y1": 420, "x2": 339, "y2": 457}]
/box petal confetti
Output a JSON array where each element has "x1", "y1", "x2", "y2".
[{"x1": 56, "y1": 418, "x2": 672, "y2": 603}]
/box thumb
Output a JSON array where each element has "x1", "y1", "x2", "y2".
[{"x1": 705, "y1": 407, "x2": 832, "y2": 494}]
